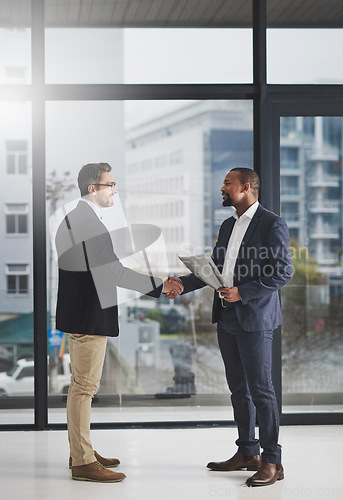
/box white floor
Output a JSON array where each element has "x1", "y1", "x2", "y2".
[{"x1": 2, "y1": 425, "x2": 342, "y2": 500}]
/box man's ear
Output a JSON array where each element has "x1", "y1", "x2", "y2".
[{"x1": 243, "y1": 182, "x2": 250, "y2": 192}]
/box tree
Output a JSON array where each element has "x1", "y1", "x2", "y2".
[{"x1": 282, "y1": 239, "x2": 326, "y2": 338}]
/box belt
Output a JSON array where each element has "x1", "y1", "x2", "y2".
[{"x1": 221, "y1": 298, "x2": 235, "y2": 309}]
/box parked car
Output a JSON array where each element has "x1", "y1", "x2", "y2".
[{"x1": 0, "y1": 354, "x2": 71, "y2": 396}]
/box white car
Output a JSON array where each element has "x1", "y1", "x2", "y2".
[{"x1": 0, "y1": 354, "x2": 71, "y2": 396}]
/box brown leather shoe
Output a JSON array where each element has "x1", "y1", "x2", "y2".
[
  {"x1": 246, "y1": 462, "x2": 284, "y2": 487},
  {"x1": 207, "y1": 452, "x2": 261, "y2": 471},
  {"x1": 69, "y1": 451, "x2": 120, "y2": 469},
  {"x1": 71, "y1": 460, "x2": 126, "y2": 482}
]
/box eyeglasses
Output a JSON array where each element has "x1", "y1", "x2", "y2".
[{"x1": 92, "y1": 182, "x2": 117, "y2": 190}]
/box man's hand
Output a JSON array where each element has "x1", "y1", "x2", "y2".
[
  {"x1": 163, "y1": 276, "x2": 184, "y2": 299},
  {"x1": 217, "y1": 286, "x2": 241, "y2": 302}
]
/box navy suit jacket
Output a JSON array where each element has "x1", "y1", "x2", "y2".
[
  {"x1": 55, "y1": 201, "x2": 163, "y2": 337},
  {"x1": 179, "y1": 204, "x2": 292, "y2": 332}
]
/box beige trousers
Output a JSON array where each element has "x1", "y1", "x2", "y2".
[{"x1": 67, "y1": 333, "x2": 107, "y2": 467}]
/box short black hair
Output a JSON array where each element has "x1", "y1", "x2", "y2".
[
  {"x1": 230, "y1": 167, "x2": 260, "y2": 197},
  {"x1": 77, "y1": 162, "x2": 111, "y2": 197}
]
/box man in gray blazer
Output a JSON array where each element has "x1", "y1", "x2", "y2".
[
  {"x1": 55, "y1": 162, "x2": 183, "y2": 483},
  {"x1": 177, "y1": 168, "x2": 292, "y2": 487}
]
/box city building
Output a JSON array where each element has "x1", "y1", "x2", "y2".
[
  {"x1": 281, "y1": 116, "x2": 343, "y2": 295},
  {"x1": 0, "y1": 28, "x2": 32, "y2": 317},
  {"x1": 125, "y1": 103, "x2": 343, "y2": 294},
  {"x1": 125, "y1": 100, "x2": 253, "y2": 271}
]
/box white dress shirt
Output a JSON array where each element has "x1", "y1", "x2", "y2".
[
  {"x1": 221, "y1": 201, "x2": 259, "y2": 289},
  {"x1": 80, "y1": 198, "x2": 103, "y2": 220}
]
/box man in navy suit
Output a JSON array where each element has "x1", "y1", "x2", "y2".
[{"x1": 177, "y1": 168, "x2": 292, "y2": 487}]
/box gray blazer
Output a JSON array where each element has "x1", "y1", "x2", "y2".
[{"x1": 55, "y1": 201, "x2": 162, "y2": 337}]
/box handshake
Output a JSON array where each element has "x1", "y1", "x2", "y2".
[{"x1": 162, "y1": 276, "x2": 184, "y2": 299}]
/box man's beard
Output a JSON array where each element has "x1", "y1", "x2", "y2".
[
  {"x1": 99, "y1": 195, "x2": 114, "y2": 208},
  {"x1": 222, "y1": 195, "x2": 233, "y2": 207}
]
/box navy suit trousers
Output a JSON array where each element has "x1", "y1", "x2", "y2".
[{"x1": 217, "y1": 305, "x2": 281, "y2": 464}]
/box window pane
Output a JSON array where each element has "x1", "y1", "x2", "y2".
[
  {"x1": 47, "y1": 99, "x2": 253, "y2": 423},
  {"x1": 19, "y1": 275, "x2": 28, "y2": 294},
  {"x1": 18, "y1": 214, "x2": 28, "y2": 234},
  {"x1": 0, "y1": 28, "x2": 31, "y2": 84},
  {"x1": 280, "y1": 116, "x2": 343, "y2": 413},
  {"x1": 0, "y1": 101, "x2": 33, "y2": 424},
  {"x1": 124, "y1": 29, "x2": 253, "y2": 84},
  {"x1": 45, "y1": 29, "x2": 123, "y2": 84},
  {"x1": 20, "y1": 366, "x2": 34, "y2": 378},
  {"x1": 268, "y1": 29, "x2": 343, "y2": 84},
  {"x1": 6, "y1": 214, "x2": 15, "y2": 233},
  {"x1": 6, "y1": 204, "x2": 27, "y2": 212},
  {"x1": 281, "y1": 176, "x2": 299, "y2": 196},
  {"x1": 18, "y1": 154, "x2": 27, "y2": 174},
  {"x1": 7, "y1": 264, "x2": 28, "y2": 273},
  {"x1": 45, "y1": 28, "x2": 253, "y2": 84},
  {"x1": 7, "y1": 275, "x2": 16, "y2": 293},
  {"x1": 7, "y1": 154, "x2": 15, "y2": 174}
]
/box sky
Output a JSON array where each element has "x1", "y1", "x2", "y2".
[{"x1": 41, "y1": 27, "x2": 343, "y2": 128}]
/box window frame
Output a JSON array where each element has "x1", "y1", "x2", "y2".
[
  {"x1": 269, "y1": 96, "x2": 343, "y2": 425},
  {"x1": 0, "y1": 0, "x2": 342, "y2": 431}
]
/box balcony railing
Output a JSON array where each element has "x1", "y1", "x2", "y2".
[
  {"x1": 283, "y1": 213, "x2": 300, "y2": 222},
  {"x1": 317, "y1": 254, "x2": 340, "y2": 265},
  {"x1": 280, "y1": 161, "x2": 300, "y2": 170},
  {"x1": 308, "y1": 200, "x2": 341, "y2": 212},
  {"x1": 310, "y1": 226, "x2": 340, "y2": 239},
  {"x1": 281, "y1": 187, "x2": 300, "y2": 196},
  {"x1": 307, "y1": 175, "x2": 340, "y2": 187}
]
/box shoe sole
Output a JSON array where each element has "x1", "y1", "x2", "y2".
[
  {"x1": 72, "y1": 476, "x2": 125, "y2": 483},
  {"x1": 207, "y1": 466, "x2": 260, "y2": 472}
]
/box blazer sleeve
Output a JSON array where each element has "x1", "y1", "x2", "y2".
[
  {"x1": 178, "y1": 223, "x2": 225, "y2": 294},
  {"x1": 178, "y1": 272, "x2": 207, "y2": 294},
  {"x1": 237, "y1": 218, "x2": 293, "y2": 304},
  {"x1": 84, "y1": 229, "x2": 163, "y2": 298}
]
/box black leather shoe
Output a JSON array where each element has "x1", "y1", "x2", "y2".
[
  {"x1": 207, "y1": 452, "x2": 261, "y2": 471},
  {"x1": 246, "y1": 462, "x2": 284, "y2": 487}
]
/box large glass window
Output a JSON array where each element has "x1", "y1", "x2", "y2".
[
  {"x1": 4, "y1": 0, "x2": 343, "y2": 428},
  {"x1": 0, "y1": 28, "x2": 31, "y2": 84},
  {"x1": 268, "y1": 29, "x2": 343, "y2": 84},
  {"x1": 46, "y1": 99, "x2": 253, "y2": 423},
  {"x1": 45, "y1": 28, "x2": 253, "y2": 84},
  {"x1": 280, "y1": 116, "x2": 343, "y2": 413},
  {"x1": 0, "y1": 102, "x2": 33, "y2": 423}
]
